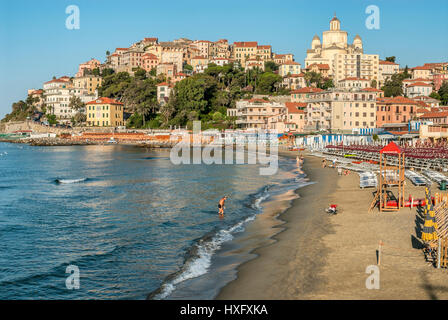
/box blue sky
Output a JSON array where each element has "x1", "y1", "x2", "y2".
[{"x1": 1, "y1": 0, "x2": 447, "y2": 118}]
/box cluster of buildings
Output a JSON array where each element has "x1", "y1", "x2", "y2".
[
  {"x1": 226, "y1": 15, "x2": 447, "y2": 141},
  {"x1": 27, "y1": 56, "x2": 125, "y2": 127},
  {"x1": 229, "y1": 86, "x2": 448, "y2": 140},
  {"x1": 103, "y1": 37, "x2": 297, "y2": 78},
  {"x1": 23, "y1": 14, "x2": 447, "y2": 132}
]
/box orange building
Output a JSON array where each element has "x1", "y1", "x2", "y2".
[{"x1": 376, "y1": 96, "x2": 418, "y2": 128}]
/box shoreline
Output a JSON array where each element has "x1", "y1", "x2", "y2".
[
  {"x1": 217, "y1": 153, "x2": 335, "y2": 299},
  {"x1": 218, "y1": 152, "x2": 448, "y2": 300}
]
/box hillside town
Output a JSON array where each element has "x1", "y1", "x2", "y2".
[{"x1": 2, "y1": 14, "x2": 448, "y2": 143}]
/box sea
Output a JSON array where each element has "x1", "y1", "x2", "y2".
[{"x1": 0, "y1": 142, "x2": 310, "y2": 299}]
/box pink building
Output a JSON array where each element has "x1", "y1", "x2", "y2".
[
  {"x1": 433, "y1": 73, "x2": 448, "y2": 91},
  {"x1": 142, "y1": 53, "x2": 159, "y2": 72},
  {"x1": 76, "y1": 58, "x2": 101, "y2": 77}
]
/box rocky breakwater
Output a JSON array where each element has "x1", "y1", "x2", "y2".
[{"x1": 27, "y1": 137, "x2": 96, "y2": 146}]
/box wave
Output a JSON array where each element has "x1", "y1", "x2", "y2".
[
  {"x1": 0, "y1": 244, "x2": 122, "y2": 288},
  {"x1": 251, "y1": 185, "x2": 271, "y2": 210},
  {"x1": 54, "y1": 178, "x2": 88, "y2": 184},
  {"x1": 148, "y1": 184, "x2": 274, "y2": 300},
  {"x1": 148, "y1": 214, "x2": 256, "y2": 300}
]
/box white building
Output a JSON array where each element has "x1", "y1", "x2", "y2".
[
  {"x1": 378, "y1": 60, "x2": 399, "y2": 87},
  {"x1": 305, "y1": 14, "x2": 364, "y2": 75},
  {"x1": 405, "y1": 82, "x2": 433, "y2": 98},
  {"x1": 279, "y1": 61, "x2": 301, "y2": 77},
  {"x1": 234, "y1": 98, "x2": 285, "y2": 129}
]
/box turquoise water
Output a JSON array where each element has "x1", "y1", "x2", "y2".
[{"x1": 0, "y1": 142, "x2": 302, "y2": 299}]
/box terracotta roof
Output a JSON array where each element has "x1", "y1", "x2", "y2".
[
  {"x1": 415, "y1": 100, "x2": 430, "y2": 109},
  {"x1": 416, "y1": 108, "x2": 429, "y2": 113},
  {"x1": 144, "y1": 37, "x2": 158, "y2": 41},
  {"x1": 192, "y1": 56, "x2": 208, "y2": 59},
  {"x1": 407, "y1": 82, "x2": 433, "y2": 87},
  {"x1": 377, "y1": 96, "x2": 418, "y2": 105},
  {"x1": 157, "y1": 82, "x2": 170, "y2": 86},
  {"x1": 306, "y1": 63, "x2": 330, "y2": 70},
  {"x1": 44, "y1": 77, "x2": 70, "y2": 84},
  {"x1": 412, "y1": 66, "x2": 432, "y2": 70},
  {"x1": 288, "y1": 73, "x2": 305, "y2": 78},
  {"x1": 403, "y1": 78, "x2": 432, "y2": 82},
  {"x1": 234, "y1": 41, "x2": 258, "y2": 47},
  {"x1": 282, "y1": 61, "x2": 301, "y2": 65},
  {"x1": 420, "y1": 111, "x2": 448, "y2": 119},
  {"x1": 257, "y1": 45, "x2": 271, "y2": 49},
  {"x1": 379, "y1": 60, "x2": 398, "y2": 65},
  {"x1": 116, "y1": 48, "x2": 129, "y2": 51},
  {"x1": 291, "y1": 87, "x2": 324, "y2": 94},
  {"x1": 86, "y1": 97, "x2": 123, "y2": 105},
  {"x1": 142, "y1": 53, "x2": 158, "y2": 59},
  {"x1": 361, "y1": 87, "x2": 383, "y2": 92},
  {"x1": 285, "y1": 102, "x2": 307, "y2": 113}
]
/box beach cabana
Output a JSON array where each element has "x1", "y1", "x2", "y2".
[{"x1": 369, "y1": 142, "x2": 405, "y2": 212}]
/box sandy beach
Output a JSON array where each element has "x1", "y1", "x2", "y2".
[{"x1": 218, "y1": 153, "x2": 448, "y2": 300}]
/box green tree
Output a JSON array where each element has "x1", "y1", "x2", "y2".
[
  {"x1": 134, "y1": 68, "x2": 147, "y2": 80},
  {"x1": 69, "y1": 96, "x2": 85, "y2": 112},
  {"x1": 255, "y1": 72, "x2": 282, "y2": 94},
  {"x1": 438, "y1": 81, "x2": 448, "y2": 104},
  {"x1": 46, "y1": 114, "x2": 57, "y2": 125},
  {"x1": 72, "y1": 112, "x2": 86, "y2": 125},
  {"x1": 429, "y1": 91, "x2": 441, "y2": 100},
  {"x1": 385, "y1": 56, "x2": 396, "y2": 63},
  {"x1": 304, "y1": 71, "x2": 322, "y2": 87},
  {"x1": 381, "y1": 72, "x2": 411, "y2": 97},
  {"x1": 321, "y1": 79, "x2": 335, "y2": 90},
  {"x1": 264, "y1": 61, "x2": 279, "y2": 73}
]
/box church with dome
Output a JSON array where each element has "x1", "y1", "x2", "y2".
[{"x1": 305, "y1": 14, "x2": 364, "y2": 73}]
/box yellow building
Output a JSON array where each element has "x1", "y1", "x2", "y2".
[
  {"x1": 73, "y1": 76, "x2": 103, "y2": 95},
  {"x1": 86, "y1": 97, "x2": 124, "y2": 127}
]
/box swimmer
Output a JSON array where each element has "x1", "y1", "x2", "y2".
[{"x1": 218, "y1": 196, "x2": 228, "y2": 217}]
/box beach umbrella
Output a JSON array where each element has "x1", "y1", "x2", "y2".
[
  {"x1": 421, "y1": 203, "x2": 438, "y2": 242},
  {"x1": 421, "y1": 189, "x2": 438, "y2": 242}
]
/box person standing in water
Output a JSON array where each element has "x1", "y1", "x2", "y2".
[{"x1": 218, "y1": 196, "x2": 228, "y2": 217}]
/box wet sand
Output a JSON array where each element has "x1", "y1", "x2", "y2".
[{"x1": 218, "y1": 153, "x2": 448, "y2": 300}]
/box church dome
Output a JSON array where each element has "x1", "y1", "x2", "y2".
[
  {"x1": 330, "y1": 14, "x2": 341, "y2": 31},
  {"x1": 311, "y1": 35, "x2": 321, "y2": 49},
  {"x1": 353, "y1": 35, "x2": 363, "y2": 49},
  {"x1": 330, "y1": 16, "x2": 340, "y2": 23}
]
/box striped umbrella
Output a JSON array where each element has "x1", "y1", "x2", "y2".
[
  {"x1": 421, "y1": 207, "x2": 438, "y2": 242},
  {"x1": 421, "y1": 190, "x2": 438, "y2": 242}
]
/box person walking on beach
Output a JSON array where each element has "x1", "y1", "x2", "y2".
[
  {"x1": 322, "y1": 159, "x2": 327, "y2": 168},
  {"x1": 218, "y1": 196, "x2": 228, "y2": 217}
]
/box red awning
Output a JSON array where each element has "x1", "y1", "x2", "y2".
[{"x1": 380, "y1": 141, "x2": 402, "y2": 154}]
